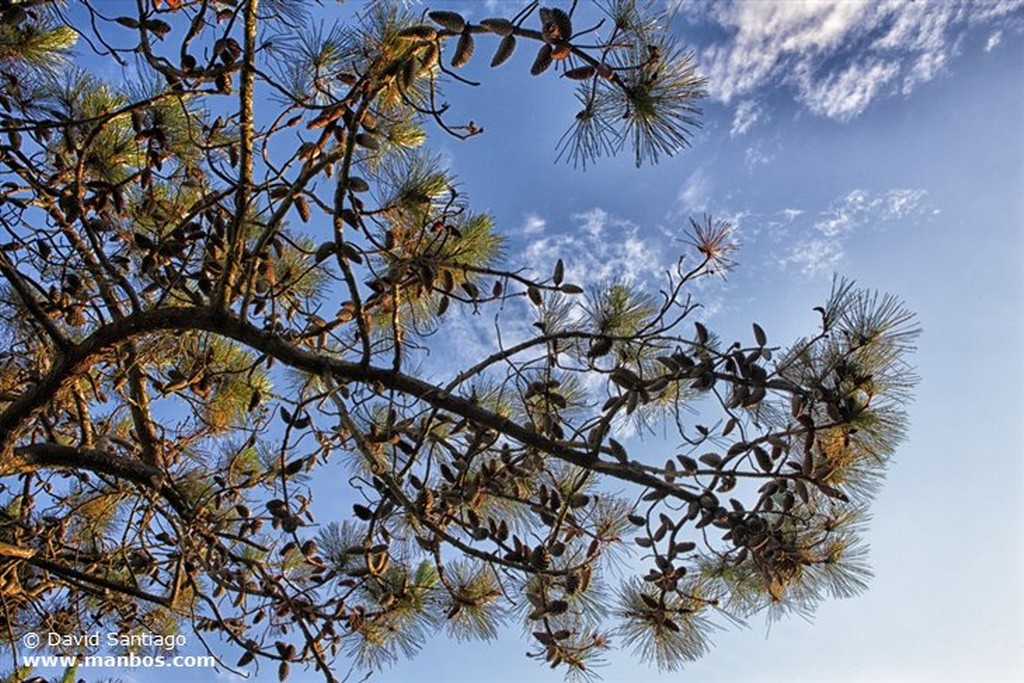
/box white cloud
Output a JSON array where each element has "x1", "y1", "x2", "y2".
[
  {"x1": 678, "y1": 168, "x2": 711, "y2": 210},
  {"x1": 524, "y1": 208, "x2": 668, "y2": 288},
  {"x1": 420, "y1": 301, "x2": 523, "y2": 383},
  {"x1": 782, "y1": 237, "x2": 845, "y2": 276},
  {"x1": 521, "y1": 213, "x2": 547, "y2": 235},
  {"x1": 731, "y1": 99, "x2": 764, "y2": 136},
  {"x1": 985, "y1": 30, "x2": 1003, "y2": 52},
  {"x1": 686, "y1": 0, "x2": 1024, "y2": 122},
  {"x1": 780, "y1": 188, "x2": 931, "y2": 275},
  {"x1": 575, "y1": 207, "x2": 609, "y2": 238},
  {"x1": 419, "y1": 208, "x2": 672, "y2": 385},
  {"x1": 696, "y1": 2, "x2": 873, "y2": 103},
  {"x1": 970, "y1": 0, "x2": 1024, "y2": 22},
  {"x1": 744, "y1": 140, "x2": 774, "y2": 168},
  {"x1": 800, "y1": 58, "x2": 900, "y2": 121},
  {"x1": 882, "y1": 188, "x2": 930, "y2": 219}
]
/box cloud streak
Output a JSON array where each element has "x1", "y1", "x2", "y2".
[
  {"x1": 780, "y1": 188, "x2": 932, "y2": 275},
  {"x1": 678, "y1": 168, "x2": 711, "y2": 210}
]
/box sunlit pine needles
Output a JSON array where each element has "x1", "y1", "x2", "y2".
[
  {"x1": 614, "y1": 43, "x2": 706, "y2": 167},
  {"x1": 685, "y1": 214, "x2": 737, "y2": 275}
]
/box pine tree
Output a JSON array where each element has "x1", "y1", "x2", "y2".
[{"x1": 0, "y1": 2, "x2": 918, "y2": 681}]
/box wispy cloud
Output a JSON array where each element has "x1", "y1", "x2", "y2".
[
  {"x1": 799, "y1": 58, "x2": 901, "y2": 121},
  {"x1": 421, "y1": 208, "x2": 679, "y2": 383},
  {"x1": 521, "y1": 213, "x2": 547, "y2": 235},
  {"x1": 680, "y1": 0, "x2": 1024, "y2": 130},
  {"x1": 783, "y1": 237, "x2": 846, "y2": 276},
  {"x1": 779, "y1": 188, "x2": 933, "y2": 275},
  {"x1": 678, "y1": 168, "x2": 711, "y2": 210},
  {"x1": 985, "y1": 30, "x2": 1004, "y2": 52},
  {"x1": 524, "y1": 208, "x2": 669, "y2": 287},
  {"x1": 730, "y1": 99, "x2": 764, "y2": 137},
  {"x1": 744, "y1": 140, "x2": 774, "y2": 169},
  {"x1": 420, "y1": 302, "x2": 518, "y2": 383}
]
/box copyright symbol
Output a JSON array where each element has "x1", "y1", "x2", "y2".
[{"x1": 22, "y1": 632, "x2": 40, "y2": 649}]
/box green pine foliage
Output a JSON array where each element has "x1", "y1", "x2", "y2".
[{"x1": 0, "y1": 2, "x2": 918, "y2": 682}]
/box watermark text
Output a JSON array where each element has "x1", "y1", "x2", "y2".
[{"x1": 18, "y1": 631, "x2": 217, "y2": 670}]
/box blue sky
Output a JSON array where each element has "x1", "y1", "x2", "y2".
[
  {"x1": 389, "y1": 2, "x2": 1024, "y2": 681},
  {"x1": 23, "y1": 1, "x2": 1022, "y2": 682}
]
